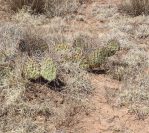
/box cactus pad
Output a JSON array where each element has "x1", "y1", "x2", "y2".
[
  {"x1": 40, "y1": 58, "x2": 57, "y2": 82},
  {"x1": 23, "y1": 58, "x2": 40, "y2": 79},
  {"x1": 23, "y1": 57, "x2": 57, "y2": 82},
  {"x1": 80, "y1": 48, "x2": 106, "y2": 69},
  {"x1": 106, "y1": 39, "x2": 120, "y2": 56}
]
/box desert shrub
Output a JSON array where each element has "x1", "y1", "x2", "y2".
[
  {"x1": 7, "y1": 0, "x2": 85, "y2": 17},
  {"x1": 8, "y1": 0, "x2": 45, "y2": 13},
  {"x1": 45, "y1": 0, "x2": 80, "y2": 17},
  {"x1": 121, "y1": 0, "x2": 149, "y2": 16},
  {"x1": 106, "y1": 46, "x2": 149, "y2": 119}
]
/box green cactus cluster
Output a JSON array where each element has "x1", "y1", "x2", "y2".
[
  {"x1": 106, "y1": 39, "x2": 120, "y2": 56},
  {"x1": 51, "y1": 39, "x2": 120, "y2": 71},
  {"x1": 80, "y1": 48, "x2": 105, "y2": 69},
  {"x1": 23, "y1": 57, "x2": 56, "y2": 82},
  {"x1": 56, "y1": 39, "x2": 120, "y2": 70},
  {"x1": 80, "y1": 39, "x2": 120, "y2": 70}
]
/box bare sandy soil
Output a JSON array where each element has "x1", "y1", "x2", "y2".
[{"x1": 69, "y1": 74, "x2": 149, "y2": 133}]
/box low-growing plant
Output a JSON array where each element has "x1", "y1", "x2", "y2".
[
  {"x1": 40, "y1": 58, "x2": 57, "y2": 81},
  {"x1": 80, "y1": 39, "x2": 120, "y2": 70}
]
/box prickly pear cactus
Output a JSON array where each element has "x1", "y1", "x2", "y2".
[
  {"x1": 80, "y1": 48, "x2": 106, "y2": 69},
  {"x1": 106, "y1": 39, "x2": 120, "y2": 56},
  {"x1": 80, "y1": 39, "x2": 120, "y2": 70},
  {"x1": 40, "y1": 58, "x2": 57, "y2": 82},
  {"x1": 23, "y1": 57, "x2": 57, "y2": 82},
  {"x1": 23, "y1": 58, "x2": 41, "y2": 79}
]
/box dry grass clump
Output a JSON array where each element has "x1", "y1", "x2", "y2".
[
  {"x1": 8, "y1": 0, "x2": 45, "y2": 13},
  {"x1": 106, "y1": 46, "x2": 149, "y2": 119},
  {"x1": 6, "y1": 0, "x2": 86, "y2": 17},
  {"x1": 107, "y1": 70, "x2": 149, "y2": 120},
  {"x1": 119, "y1": 70, "x2": 149, "y2": 119},
  {"x1": 121, "y1": 0, "x2": 149, "y2": 16}
]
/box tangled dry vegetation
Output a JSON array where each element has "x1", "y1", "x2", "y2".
[
  {"x1": 7, "y1": 0, "x2": 87, "y2": 17},
  {"x1": 0, "y1": 0, "x2": 149, "y2": 132},
  {"x1": 121, "y1": 0, "x2": 149, "y2": 16}
]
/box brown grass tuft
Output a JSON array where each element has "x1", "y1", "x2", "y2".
[
  {"x1": 6, "y1": 0, "x2": 89, "y2": 17},
  {"x1": 121, "y1": 0, "x2": 149, "y2": 16}
]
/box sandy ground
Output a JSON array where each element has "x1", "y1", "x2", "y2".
[{"x1": 70, "y1": 74, "x2": 149, "y2": 133}]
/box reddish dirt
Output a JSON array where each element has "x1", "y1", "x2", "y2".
[
  {"x1": 0, "y1": 0, "x2": 11, "y2": 21},
  {"x1": 69, "y1": 74, "x2": 149, "y2": 133}
]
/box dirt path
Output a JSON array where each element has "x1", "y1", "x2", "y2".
[{"x1": 70, "y1": 74, "x2": 149, "y2": 133}]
